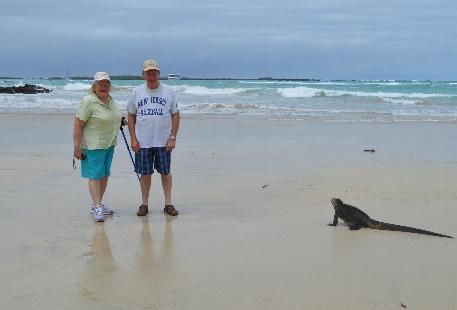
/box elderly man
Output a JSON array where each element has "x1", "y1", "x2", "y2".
[{"x1": 127, "y1": 59, "x2": 180, "y2": 216}]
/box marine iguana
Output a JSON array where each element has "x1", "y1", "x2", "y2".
[{"x1": 328, "y1": 198, "x2": 453, "y2": 238}]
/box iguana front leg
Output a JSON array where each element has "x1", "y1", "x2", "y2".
[{"x1": 328, "y1": 213, "x2": 338, "y2": 226}]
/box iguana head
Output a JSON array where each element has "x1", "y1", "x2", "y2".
[{"x1": 331, "y1": 198, "x2": 343, "y2": 209}]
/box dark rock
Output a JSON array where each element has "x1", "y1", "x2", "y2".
[{"x1": 0, "y1": 84, "x2": 52, "y2": 94}]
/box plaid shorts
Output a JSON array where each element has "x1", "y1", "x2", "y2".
[{"x1": 135, "y1": 147, "x2": 171, "y2": 175}]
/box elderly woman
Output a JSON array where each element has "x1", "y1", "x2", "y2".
[{"x1": 73, "y1": 72, "x2": 122, "y2": 222}]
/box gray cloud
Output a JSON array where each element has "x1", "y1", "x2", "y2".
[{"x1": 1, "y1": 0, "x2": 456, "y2": 79}]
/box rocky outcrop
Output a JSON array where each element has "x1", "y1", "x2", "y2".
[{"x1": 0, "y1": 84, "x2": 52, "y2": 94}]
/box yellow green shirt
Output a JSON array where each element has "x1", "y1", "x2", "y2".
[{"x1": 76, "y1": 90, "x2": 122, "y2": 150}]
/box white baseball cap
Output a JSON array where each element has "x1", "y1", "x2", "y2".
[
  {"x1": 94, "y1": 72, "x2": 110, "y2": 81},
  {"x1": 143, "y1": 59, "x2": 160, "y2": 72}
]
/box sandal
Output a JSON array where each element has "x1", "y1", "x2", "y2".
[
  {"x1": 137, "y1": 205, "x2": 148, "y2": 216},
  {"x1": 164, "y1": 205, "x2": 178, "y2": 216}
]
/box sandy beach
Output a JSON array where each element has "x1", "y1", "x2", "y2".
[{"x1": 0, "y1": 113, "x2": 456, "y2": 309}]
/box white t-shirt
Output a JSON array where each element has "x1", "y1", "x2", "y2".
[{"x1": 127, "y1": 83, "x2": 179, "y2": 147}]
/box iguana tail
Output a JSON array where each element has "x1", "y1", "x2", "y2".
[{"x1": 371, "y1": 221, "x2": 453, "y2": 238}]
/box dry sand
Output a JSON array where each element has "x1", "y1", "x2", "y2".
[{"x1": 0, "y1": 113, "x2": 456, "y2": 309}]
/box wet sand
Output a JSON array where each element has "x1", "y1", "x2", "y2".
[{"x1": 0, "y1": 113, "x2": 456, "y2": 309}]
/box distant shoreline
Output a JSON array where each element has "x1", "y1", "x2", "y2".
[
  {"x1": 2, "y1": 75, "x2": 321, "y2": 82},
  {"x1": 58, "y1": 76, "x2": 322, "y2": 82},
  {"x1": 3, "y1": 76, "x2": 450, "y2": 82}
]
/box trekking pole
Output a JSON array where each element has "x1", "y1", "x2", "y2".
[{"x1": 120, "y1": 118, "x2": 140, "y2": 181}]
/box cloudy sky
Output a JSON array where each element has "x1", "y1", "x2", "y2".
[{"x1": 2, "y1": 0, "x2": 456, "y2": 79}]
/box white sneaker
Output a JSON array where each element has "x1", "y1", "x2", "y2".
[
  {"x1": 94, "y1": 207, "x2": 105, "y2": 222},
  {"x1": 90, "y1": 204, "x2": 113, "y2": 215}
]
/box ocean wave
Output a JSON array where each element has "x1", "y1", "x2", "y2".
[
  {"x1": 178, "y1": 102, "x2": 414, "y2": 120},
  {"x1": 336, "y1": 90, "x2": 454, "y2": 99},
  {"x1": 239, "y1": 80, "x2": 435, "y2": 86},
  {"x1": 2, "y1": 78, "x2": 457, "y2": 122},
  {"x1": 238, "y1": 80, "x2": 352, "y2": 86},
  {"x1": 277, "y1": 87, "x2": 325, "y2": 98},
  {"x1": 62, "y1": 82, "x2": 91, "y2": 91},
  {"x1": 361, "y1": 82, "x2": 401, "y2": 85},
  {"x1": 111, "y1": 86, "x2": 134, "y2": 93},
  {"x1": 0, "y1": 80, "x2": 26, "y2": 87},
  {"x1": 381, "y1": 98, "x2": 420, "y2": 105},
  {"x1": 0, "y1": 96, "x2": 78, "y2": 111},
  {"x1": 182, "y1": 102, "x2": 260, "y2": 111},
  {"x1": 276, "y1": 86, "x2": 455, "y2": 99},
  {"x1": 173, "y1": 85, "x2": 254, "y2": 95}
]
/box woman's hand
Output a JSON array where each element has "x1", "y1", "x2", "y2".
[
  {"x1": 73, "y1": 117, "x2": 86, "y2": 159},
  {"x1": 120, "y1": 116, "x2": 128, "y2": 129},
  {"x1": 74, "y1": 146, "x2": 85, "y2": 160}
]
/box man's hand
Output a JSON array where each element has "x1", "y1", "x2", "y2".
[
  {"x1": 166, "y1": 139, "x2": 176, "y2": 151},
  {"x1": 131, "y1": 138, "x2": 140, "y2": 153}
]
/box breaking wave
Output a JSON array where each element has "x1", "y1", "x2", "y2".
[
  {"x1": 62, "y1": 82, "x2": 91, "y2": 91},
  {"x1": 277, "y1": 86, "x2": 455, "y2": 99},
  {"x1": 173, "y1": 85, "x2": 255, "y2": 95}
]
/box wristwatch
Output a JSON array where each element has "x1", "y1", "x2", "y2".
[{"x1": 169, "y1": 135, "x2": 176, "y2": 141}]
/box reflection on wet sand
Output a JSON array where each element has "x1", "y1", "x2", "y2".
[
  {"x1": 136, "y1": 216, "x2": 154, "y2": 273},
  {"x1": 79, "y1": 223, "x2": 117, "y2": 303},
  {"x1": 136, "y1": 216, "x2": 174, "y2": 276},
  {"x1": 77, "y1": 217, "x2": 176, "y2": 308},
  {"x1": 134, "y1": 216, "x2": 176, "y2": 306}
]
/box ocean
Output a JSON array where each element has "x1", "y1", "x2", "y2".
[{"x1": 1, "y1": 78, "x2": 457, "y2": 122}]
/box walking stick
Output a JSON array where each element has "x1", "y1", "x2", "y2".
[{"x1": 120, "y1": 120, "x2": 140, "y2": 181}]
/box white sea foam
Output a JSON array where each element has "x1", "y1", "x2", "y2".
[
  {"x1": 1, "y1": 78, "x2": 457, "y2": 122},
  {"x1": 276, "y1": 86, "x2": 454, "y2": 99},
  {"x1": 337, "y1": 90, "x2": 454, "y2": 99},
  {"x1": 361, "y1": 82, "x2": 402, "y2": 85},
  {"x1": 181, "y1": 102, "x2": 260, "y2": 111},
  {"x1": 382, "y1": 98, "x2": 420, "y2": 105},
  {"x1": 0, "y1": 95, "x2": 78, "y2": 112},
  {"x1": 238, "y1": 80, "x2": 350, "y2": 86},
  {"x1": 62, "y1": 82, "x2": 91, "y2": 91},
  {"x1": 173, "y1": 85, "x2": 252, "y2": 95},
  {"x1": 0, "y1": 80, "x2": 26, "y2": 87},
  {"x1": 276, "y1": 87, "x2": 324, "y2": 98}
]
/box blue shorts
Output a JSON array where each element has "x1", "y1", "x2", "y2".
[
  {"x1": 81, "y1": 146, "x2": 115, "y2": 180},
  {"x1": 135, "y1": 147, "x2": 171, "y2": 175}
]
